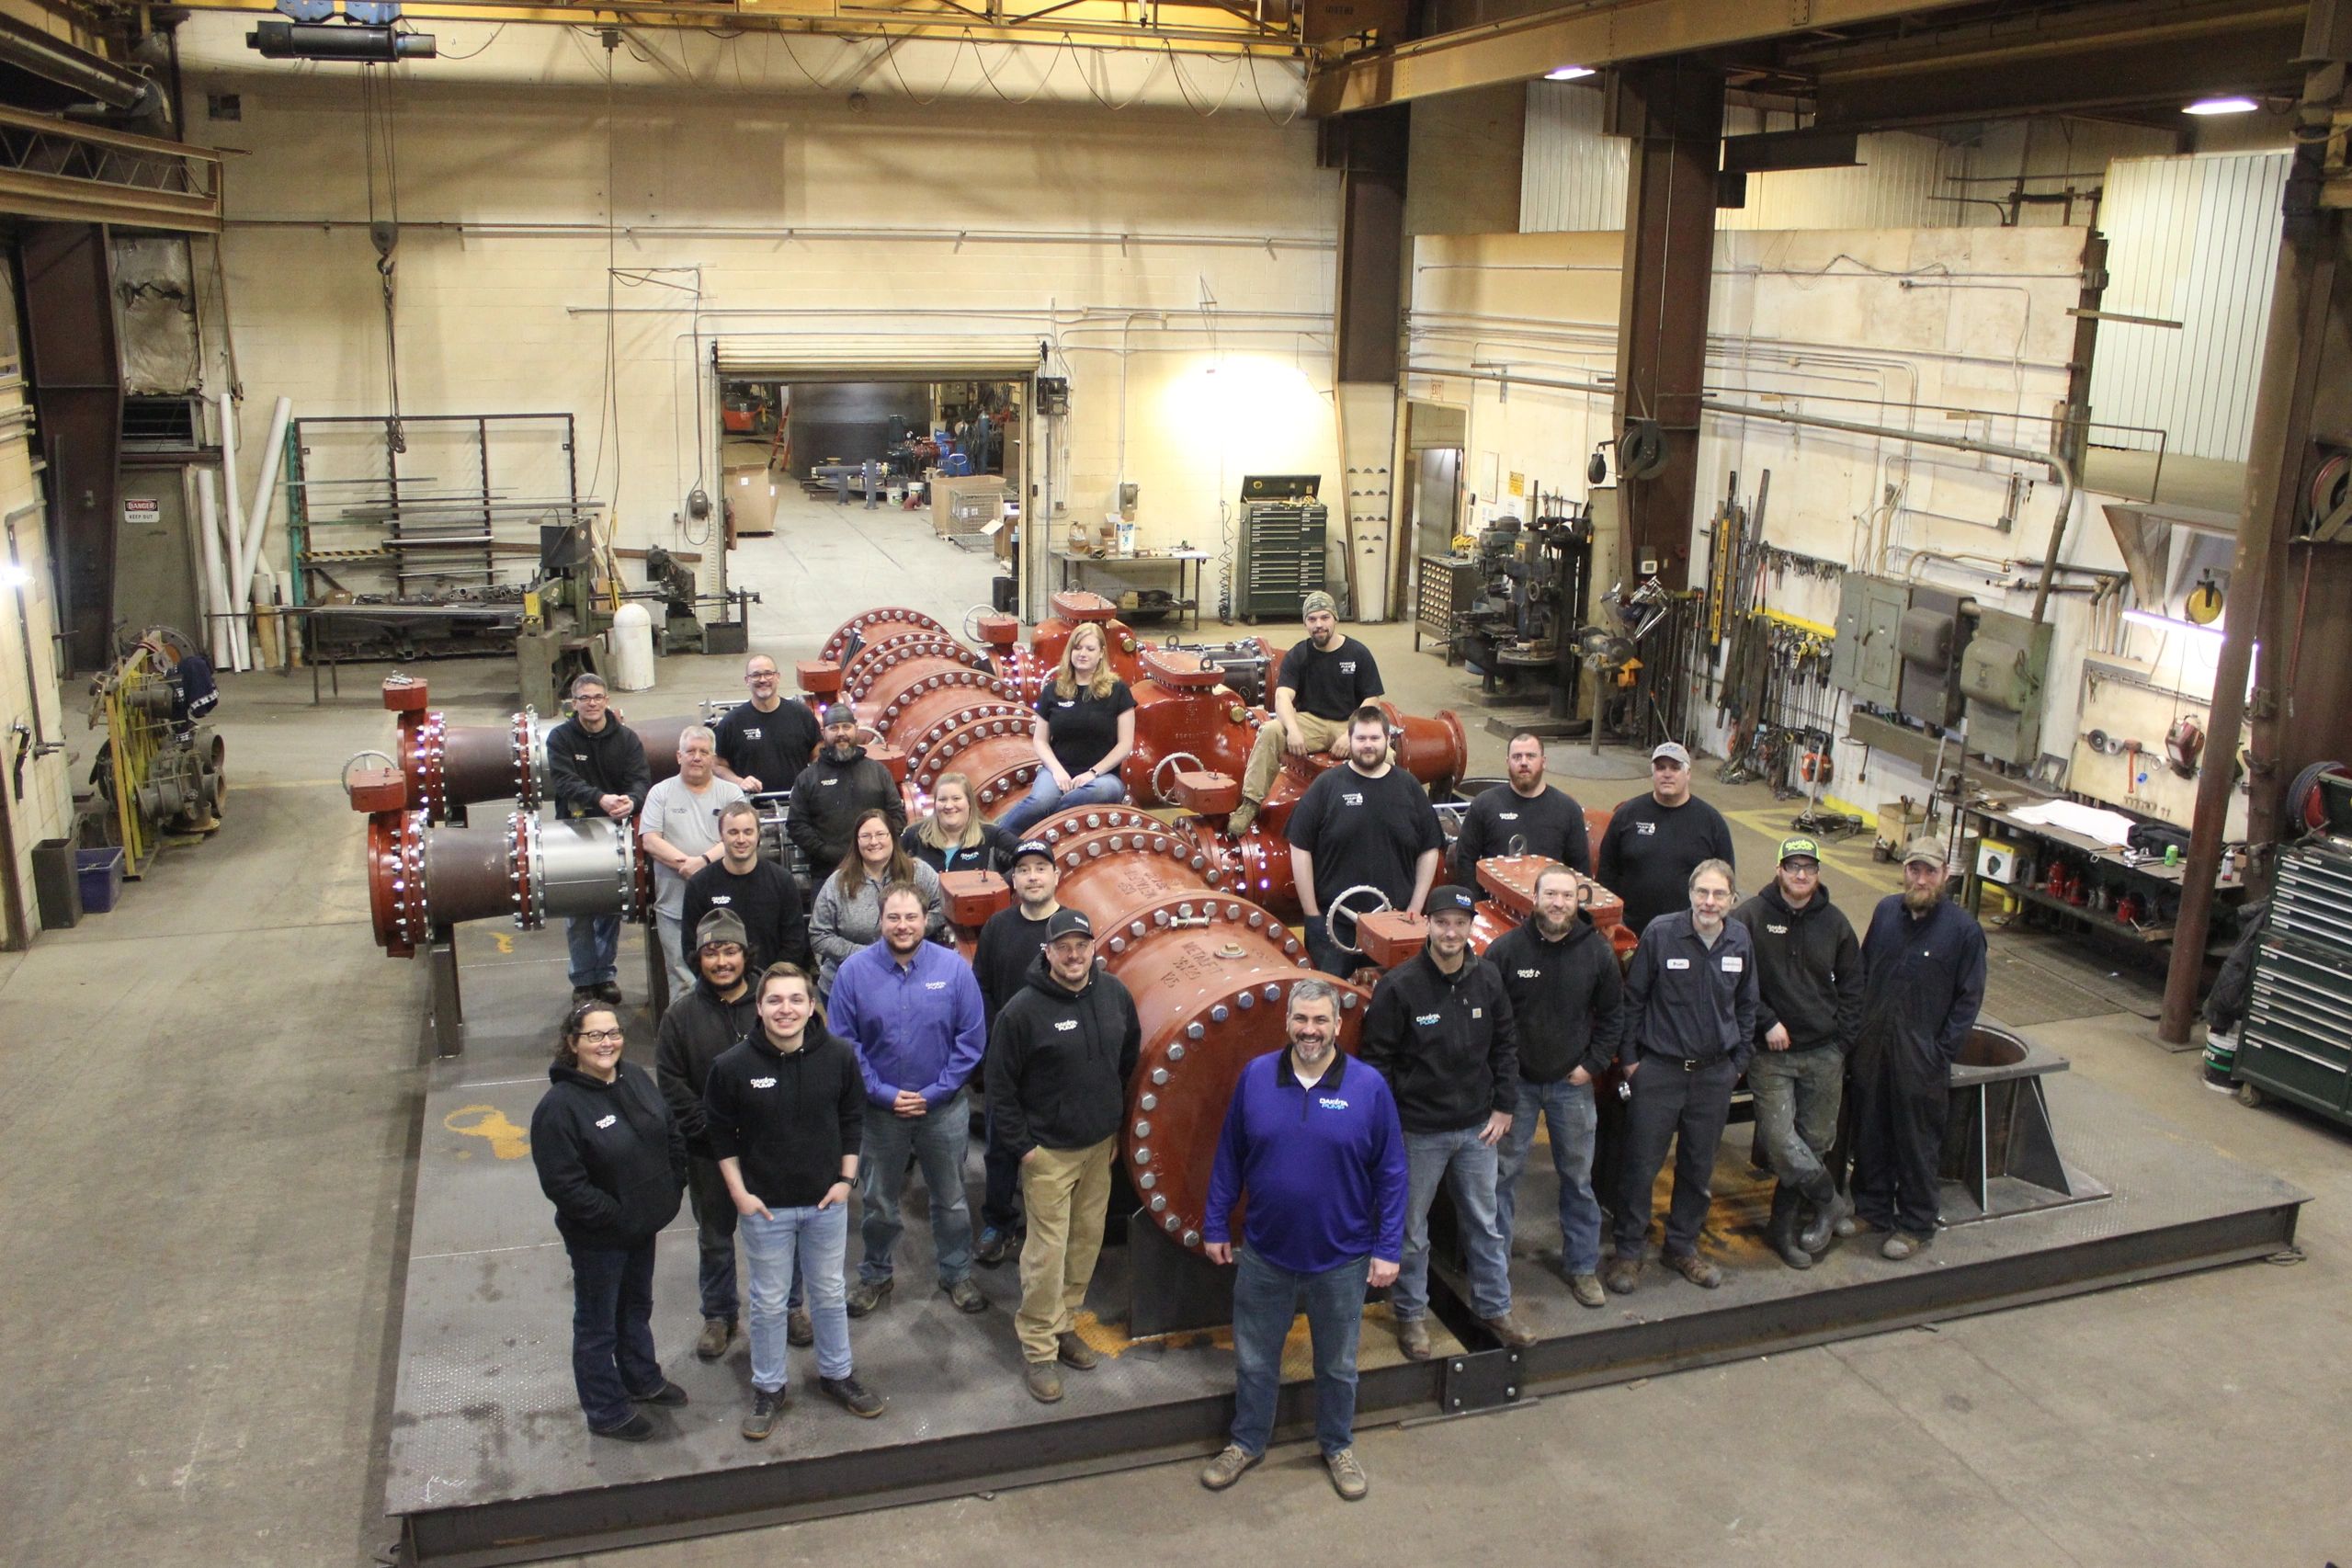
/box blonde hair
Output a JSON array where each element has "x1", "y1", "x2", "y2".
[
  {"x1": 1051, "y1": 622, "x2": 1118, "y2": 701},
  {"x1": 917, "y1": 772, "x2": 988, "y2": 851}
]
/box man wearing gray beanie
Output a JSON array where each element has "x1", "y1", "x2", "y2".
[
  {"x1": 1231, "y1": 592, "x2": 1385, "y2": 837},
  {"x1": 786, "y1": 703, "x2": 906, "y2": 881}
]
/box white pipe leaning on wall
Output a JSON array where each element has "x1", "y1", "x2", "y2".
[
  {"x1": 218, "y1": 390, "x2": 248, "y2": 670},
  {"x1": 244, "y1": 396, "x2": 294, "y2": 671},
  {"x1": 195, "y1": 469, "x2": 233, "y2": 671}
]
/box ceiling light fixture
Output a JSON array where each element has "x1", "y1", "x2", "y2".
[
  {"x1": 2183, "y1": 96, "x2": 2259, "y2": 115},
  {"x1": 1544, "y1": 65, "x2": 1595, "y2": 81},
  {"x1": 2121, "y1": 608, "x2": 2225, "y2": 644}
]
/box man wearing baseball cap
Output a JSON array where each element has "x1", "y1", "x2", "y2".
[
  {"x1": 785, "y1": 702, "x2": 906, "y2": 882},
  {"x1": 1594, "y1": 741, "x2": 1737, "y2": 939},
  {"x1": 970, "y1": 838, "x2": 1063, "y2": 1264},
  {"x1": 1851, "y1": 837, "x2": 1986, "y2": 1260},
  {"x1": 1231, "y1": 591, "x2": 1385, "y2": 837},
  {"x1": 1360, "y1": 884, "x2": 1533, "y2": 1358},
  {"x1": 654, "y1": 908, "x2": 764, "y2": 1361},
  {"x1": 1731, "y1": 838, "x2": 1864, "y2": 1268},
  {"x1": 984, "y1": 905, "x2": 1141, "y2": 1402}
]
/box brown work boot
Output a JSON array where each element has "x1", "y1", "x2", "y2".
[
  {"x1": 1480, "y1": 1311, "x2": 1536, "y2": 1349},
  {"x1": 1567, "y1": 1273, "x2": 1607, "y2": 1309},
  {"x1": 1881, "y1": 1232, "x2": 1931, "y2": 1261},
  {"x1": 1226, "y1": 800, "x2": 1259, "y2": 837},
  {"x1": 1664, "y1": 1250, "x2": 1722, "y2": 1289},
  {"x1": 695, "y1": 1316, "x2": 735, "y2": 1361},
  {"x1": 1024, "y1": 1358, "x2": 1064, "y2": 1403},
  {"x1": 1604, "y1": 1256, "x2": 1642, "y2": 1294},
  {"x1": 1394, "y1": 1315, "x2": 1431, "y2": 1360},
  {"x1": 1056, "y1": 1330, "x2": 1099, "y2": 1369}
]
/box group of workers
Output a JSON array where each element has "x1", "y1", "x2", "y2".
[{"x1": 526, "y1": 593, "x2": 1988, "y2": 1506}]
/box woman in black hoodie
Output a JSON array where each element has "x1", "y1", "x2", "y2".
[{"x1": 530, "y1": 1000, "x2": 688, "y2": 1442}]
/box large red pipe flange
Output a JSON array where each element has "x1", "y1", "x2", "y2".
[
  {"x1": 822, "y1": 608, "x2": 951, "y2": 665},
  {"x1": 898, "y1": 699, "x2": 1033, "y2": 779},
  {"x1": 840, "y1": 632, "x2": 989, "y2": 699},
  {"x1": 904, "y1": 712, "x2": 1043, "y2": 814},
  {"x1": 865, "y1": 664, "x2": 1030, "y2": 736}
]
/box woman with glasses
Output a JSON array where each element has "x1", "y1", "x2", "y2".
[
  {"x1": 997, "y1": 621, "x2": 1135, "y2": 835},
  {"x1": 530, "y1": 1000, "x2": 689, "y2": 1441},
  {"x1": 903, "y1": 770, "x2": 1017, "y2": 877},
  {"x1": 811, "y1": 808, "x2": 944, "y2": 997}
]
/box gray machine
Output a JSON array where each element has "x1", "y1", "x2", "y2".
[{"x1": 1960, "y1": 606, "x2": 2054, "y2": 767}]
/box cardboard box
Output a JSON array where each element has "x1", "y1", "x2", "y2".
[
  {"x1": 725, "y1": 463, "x2": 779, "y2": 538},
  {"x1": 933, "y1": 475, "x2": 1006, "y2": 536}
]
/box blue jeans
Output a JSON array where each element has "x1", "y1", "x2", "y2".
[
  {"x1": 562, "y1": 1233, "x2": 663, "y2": 1430},
  {"x1": 1304, "y1": 913, "x2": 1352, "y2": 979},
  {"x1": 741, "y1": 1202, "x2": 851, "y2": 1392},
  {"x1": 996, "y1": 770, "x2": 1127, "y2": 835},
  {"x1": 858, "y1": 1091, "x2": 975, "y2": 1287},
  {"x1": 1496, "y1": 1077, "x2": 1604, "y2": 1276},
  {"x1": 1393, "y1": 1124, "x2": 1512, "y2": 1322},
  {"x1": 1229, "y1": 1244, "x2": 1368, "y2": 1459},
  {"x1": 566, "y1": 914, "x2": 620, "y2": 988}
]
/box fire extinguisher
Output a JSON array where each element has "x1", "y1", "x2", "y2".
[{"x1": 2117, "y1": 892, "x2": 2142, "y2": 926}]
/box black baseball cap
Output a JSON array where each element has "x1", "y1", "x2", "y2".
[
  {"x1": 1011, "y1": 838, "x2": 1055, "y2": 868},
  {"x1": 1427, "y1": 885, "x2": 1478, "y2": 918},
  {"x1": 1046, "y1": 908, "x2": 1095, "y2": 941}
]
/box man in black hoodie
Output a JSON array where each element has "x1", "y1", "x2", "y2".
[
  {"x1": 787, "y1": 704, "x2": 906, "y2": 882},
  {"x1": 970, "y1": 838, "x2": 1062, "y2": 1265},
  {"x1": 546, "y1": 673, "x2": 653, "y2": 1006},
  {"x1": 1731, "y1": 837, "x2": 1863, "y2": 1268},
  {"x1": 656, "y1": 909, "x2": 762, "y2": 1362},
  {"x1": 984, "y1": 908, "x2": 1140, "y2": 1404},
  {"x1": 1487, "y1": 864, "x2": 1623, "y2": 1308},
  {"x1": 1360, "y1": 885, "x2": 1532, "y2": 1359}
]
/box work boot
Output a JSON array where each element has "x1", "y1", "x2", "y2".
[
  {"x1": 590, "y1": 1411, "x2": 657, "y2": 1442},
  {"x1": 741, "y1": 1388, "x2": 784, "y2": 1442},
  {"x1": 1480, "y1": 1311, "x2": 1537, "y2": 1349},
  {"x1": 1226, "y1": 800, "x2": 1259, "y2": 838},
  {"x1": 1393, "y1": 1315, "x2": 1431, "y2": 1360},
  {"x1": 1834, "y1": 1211, "x2": 1862, "y2": 1239},
  {"x1": 975, "y1": 1226, "x2": 1015, "y2": 1267},
  {"x1": 626, "y1": 1379, "x2": 688, "y2": 1407},
  {"x1": 1664, "y1": 1250, "x2": 1722, "y2": 1289},
  {"x1": 1567, "y1": 1272, "x2": 1607, "y2": 1309},
  {"x1": 1801, "y1": 1185, "x2": 1852, "y2": 1255},
  {"x1": 1880, "y1": 1232, "x2": 1930, "y2": 1261},
  {"x1": 570, "y1": 984, "x2": 600, "y2": 1007},
  {"x1": 1604, "y1": 1256, "x2": 1643, "y2": 1295},
  {"x1": 1199, "y1": 1444, "x2": 1261, "y2": 1492},
  {"x1": 1324, "y1": 1447, "x2": 1369, "y2": 1502},
  {"x1": 846, "y1": 1277, "x2": 893, "y2": 1318},
  {"x1": 1056, "y1": 1330, "x2": 1099, "y2": 1369},
  {"x1": 1025, "y1": 1359, "x2": 1064, "y2": 1403},
  {"x1": 1767, "y1": 1187, "x2": 1813, "y2": 1270},
  {"x1": 819, "y1": 1374, "x2": 886, "y2": 1418},
  {"x1": 696, "y1": 1317, "x2": 735, "y2": 1361},
  {"x1": 787, "y1": 1307, "x2": 814, "y2": 1347},
  {"x1": 593, "y1": 982, "x2": 623, "y2": 1006},
  {"x1": 943, "y1": 1278, "x2": 989, "y2": 1314}
]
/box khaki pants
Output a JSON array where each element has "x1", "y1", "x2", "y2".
[
  {"x1": 1240, "y1": 710, "x2": 1350, "y2": 806},
  {"x1": 1015, "y1": 1135, "x2": 1117, "y2": 1361}
]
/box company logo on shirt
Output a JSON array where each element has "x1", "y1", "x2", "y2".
[
  {"x1": 573, "y1": 752, "x2": 588, "y2": 762},
  {"x1": 1338, "y1": 661, "x2": 1357, "y2": 673},
  {"x1": 1056, "y1": 699, "x2": 1075, "y2": 708},
  {"x1": 743, "y1": 726, "x2": 763, "y2": 740},
  {"x1": 1498, "y1": 812, "x2": 1518, "y2": 822},
  {"x1": 925, "y1": 980, "x2": 948, "y2": 991},
  {"x1": 595, "y1": 1114, "x2": 617, "y2": 1129},
  {"x1": 1318, "y1": 1096, "x2": 1349, "y2": 1110},
  {"x1": 1666, "y1": 958, "x2": 1690, "y2": 971},
  {"x1": 1414, "y1": 1012, "x2": 1440, "y2": 1026},
  {"x1": 711, "y1": 894, "x2": 734, "y2": 905},
  {"x1": 1766, "y1": 923, "x2": 1788, "y2": 934},
  {"x1": 1635, "y1": 821, "x2": 1656, "y2": 835},
  {"x1": 1053, "y1": 1019, "x2": 1079, "y2": 1032},
  {"x1": 1515, "y1": 967, "x2": 1542, "y2": 979},
  {"x1": 750, "y1": 1076, "x2": 778, "y2": 1088},
  {"x1": 1342, "y1": 792, "x2": 1364, "y2": 806}
]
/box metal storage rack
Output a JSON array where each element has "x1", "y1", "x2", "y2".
[
  {"x1": 2236, "y1": 835, "x2": 2352, "y2": 1128},
  {"x1": 1233, "y1": 498, "x2": 1327, "y2": 621},
  {"x1": 1415, "y1": 552, "x2": 1479, "y2": 659}
]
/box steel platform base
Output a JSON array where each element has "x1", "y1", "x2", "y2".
[{"x1": 384, "y1": 927, "x2": 2306, "y2": 1566}]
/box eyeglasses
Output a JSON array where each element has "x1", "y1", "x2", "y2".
[
  {"x1": 1782, "y1": 862, "x2": 1821, "y2": 876},
  {"x1": 575, "y1": 1028, "x2": 625, "y2": 1045}
]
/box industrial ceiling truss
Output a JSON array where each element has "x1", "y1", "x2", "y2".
[{"x1": 0, "y1": 104, "x2": 223, "y2": 233}]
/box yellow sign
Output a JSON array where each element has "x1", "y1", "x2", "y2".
[
  {"x1": 444, "y1": 1105, "x2": 531, "y2": 1159},
  {"x1": 1508, "y1": 472, "x2": 1525, "y2": 496}
]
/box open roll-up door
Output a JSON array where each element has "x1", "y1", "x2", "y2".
[{"x1": 711, "y1": 335, "x2": 1044, "y2": 382}]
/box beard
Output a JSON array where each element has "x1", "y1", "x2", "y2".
[{"x1": 1903, "y1": 883, "x2": 1944, "y2": 913}]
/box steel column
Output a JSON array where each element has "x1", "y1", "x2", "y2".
[
  {"x1": 1608, "y1": 62, "x2": 1722, "y2": 594},
  {"x1": 2161, "y1": 25, "x2": 2347, "y2": 1043},
  {"x1": 19, "y1": 222, "x2": 121, "y2": 672}
]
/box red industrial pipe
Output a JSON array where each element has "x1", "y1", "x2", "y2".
[
  {"x1": 1355, "y1": 853, "x2": 1637, "y2": 971},
  {"x1": 820, "y1": 607, "x2": 953, "y2": 665},
  {"x1": 376, "y1": 675, "x2": 702, "y2": 820},
  {"x1": 1030, "y1": 590, "x2": 1147, "y2": 685}
]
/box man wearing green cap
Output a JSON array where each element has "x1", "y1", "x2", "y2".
[
  {"x1": 1731, "y1": 838, "x2": 1864, "y2": 1268},
  {"x1": 1231, "y1": 592, "x2": 1383, "y2": 837}
]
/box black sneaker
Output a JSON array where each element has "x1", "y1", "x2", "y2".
[
  {"x1": 570, "y1": 984, "x2": 601, "y2": 1007},
  {"x1": 741, "y1": 1388, "x2": 785, "y2": 1442},
  {"x1": 594, "y1": 981, "x2": 623, "y2": 1006},
  {"x1": 820, "y1": 1374, "x2": 885, "y2": 1418},
  {"x1": 627, "y1": 1379, "x2": 688, "y2": 1407},
  {"x1": 590, "y1": 1412, "x2": 657, "y2": 1442}
]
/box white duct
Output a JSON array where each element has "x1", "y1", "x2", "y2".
[
  {"x1": 195, "y1": 469, "x2": 233, "y2": 670},
  {"x1": 242, "y1": 395, "x2": 293, "y2": 655},
  {"x1": 218, "y1": 391, "x2": 249, "y2": 669}
]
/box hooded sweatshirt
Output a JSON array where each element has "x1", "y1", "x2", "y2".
[
  {"x1": 786, "y1": 744, "x2": 906, "y2": 874},
  {"x1": 984, "y1": 953, "x2": 1141, "y2": 1157},
  {"x1": 530, "y1": 1057, "x2": 685, "y2": 1249},
  {"x1": 701, "y1": 1021, "x2": 866, "y2": 1210},
  {"x1": 1730, "y1": 881, "x2": 1864, "y2": 1053},
  {"x1": 1359, "y1": 948, "x2": 1518, "y2": 1133},
  {"x1": 1486, "y1": 910, "x2": 1624, "y2": 1083},
  {"x1": 545, "y1": 713, "x2": 653, "y2": 822},
  {"x1": 653, "y1": 974, "x2": 758, "y2": 1157}
]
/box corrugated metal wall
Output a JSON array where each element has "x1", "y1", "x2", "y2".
[
  {"x1": 2089, "y1": 152, "x2": 2289, "y2": 462},
  {"x1": 1519, "y1": 82, "x2": 1624, "y2": 233}
]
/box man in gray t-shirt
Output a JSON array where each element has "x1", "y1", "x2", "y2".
[{"x1": 640, "y1": 723, "x2": 748, "y2": 1005}]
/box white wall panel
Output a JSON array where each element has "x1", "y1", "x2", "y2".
[
  {"x1": 2090, "y1": 153, "x2": 2288, "y2": 462},
  {"x1": 1518, "y1": 82, "x2": 1624, "y2": 234}
]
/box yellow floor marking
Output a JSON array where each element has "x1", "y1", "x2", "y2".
[{"x1": 444, "y1": 1105, "x2": 532, "y2": 1158}]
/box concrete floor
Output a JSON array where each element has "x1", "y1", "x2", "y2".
[{"x1": 1, "y1": 613, "x2": 2346, "y2": 1568}]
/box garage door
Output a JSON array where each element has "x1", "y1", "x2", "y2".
[{"x1": 711, "y1": 335, "x2": 1044, "y2": 382}]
